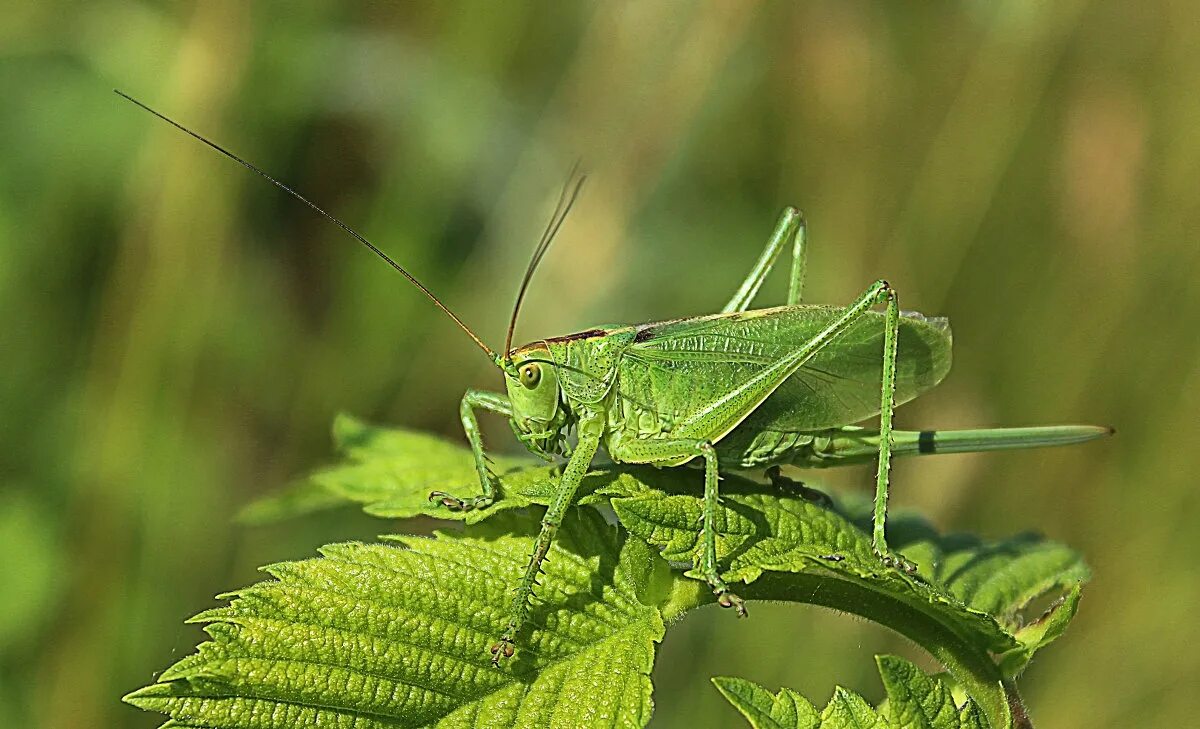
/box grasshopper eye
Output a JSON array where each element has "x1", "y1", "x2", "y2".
[{"x1": 519, "y1": 363, "x2": 542, "y2": 389}]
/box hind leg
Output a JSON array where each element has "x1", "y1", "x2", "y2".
[
  {"x1": 610, "y1": 437, "x2": 745, "y2": 615},
  {"x1": 723, "y1": 207, "x2": 807, "y2": 312}
]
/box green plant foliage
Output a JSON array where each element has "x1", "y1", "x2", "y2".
[
  {"x1": 610, "y1": 483, "x2": 1088, "y2": 679},
  {"x1": 141, "y1": 417, "x2": 1092, "y2": 728},
  {"x1": 713, "y1": 656, "x2": 988, "y2": 729},
  {"x1": 711, "y1": 676, "x2": 823, "y2": 729},
  {"x1": 248, "y1": 417, "x2": 1085, "y2": 675},
  {"x1": 896, "y1": 534, "x2": 1088, "y2": 678},
  {"x1": 125, "y1": 509, "x2": 669, "y2": 728},
  {"x1": 241, "y1": 414, "x2": 551, "y2": 524}
]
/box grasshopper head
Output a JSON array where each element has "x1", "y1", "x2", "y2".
[{"x1": 504, "y1": 347, "x2": 566, "y2": 459}]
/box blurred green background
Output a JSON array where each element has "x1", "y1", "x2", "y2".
[{"x1": 2, "y1": 1, "x2": 1197, "y2": 726}]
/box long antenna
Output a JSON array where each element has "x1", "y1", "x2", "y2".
[
  {"x1": 503, "y1": 164, "x2": 585, "y2": 358},
  {"x1": 114, "y1": 89, "x2": 500, "y2": 366}
]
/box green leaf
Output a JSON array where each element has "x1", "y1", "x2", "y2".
[
  {"x1": 875, "y1": 655, "x2": 988, "y2": 729},
  {"x1": 241, "y1": 414, "x2": 659, "y2": 525},
  {"x1": 711, "y1": 676, "x2": 819, "y2": 729},
  {"x1": 997, "y1": 585, "x2": 1084, "y2": 677},
  {"x1": 611, "y1": 479, "x2": 1088, "y2": 672},
  {"x1": 125, "y1": 508, "x2": 670, "y2": 728},
  {"x1": 610, "y1": 479, "x2": 1092, "y2": 727},
  {"x1": 610, "y1": 485, "x2": 1019, "y2": 652},
  {"x1": 236, "y1": 476, "x2": 352, "y2": 524},
  {"x1": 715, "y1": 656, "x2": 989, "y2": 729},
  {"x1": 820, "y1": 688, "x2": 885, "y2": 729},
  {"x1": 905, "y1": 531, "x2": 1090, "y2": 677},
  {"x1": 232, "y1": 418, "x2": 1091, "y2": 727},
  {"x1": 242, "y1": 413, "x2": 556, "y2": 524}
]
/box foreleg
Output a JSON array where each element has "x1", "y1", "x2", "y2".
[
  {"x1": 429, "y1": 389, "x2": 511, "y2": 512},
  {"x1": 491, "y1": 411, "x2": 604, "y2": 664}
]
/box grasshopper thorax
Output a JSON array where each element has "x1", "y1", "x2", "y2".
[{"x1": 504, "y1": 346, "x2": 568, "y2": 459}]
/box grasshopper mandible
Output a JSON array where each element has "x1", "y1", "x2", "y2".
[{"x1": 120, "y1": 91, "x2": 1111, "y2": 665}]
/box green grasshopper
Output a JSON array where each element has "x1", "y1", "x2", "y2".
[{"x1": 120, "y1": 91, "x2": 1111, "y2": 665}]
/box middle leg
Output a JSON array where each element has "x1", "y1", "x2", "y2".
[{"x1": 609, "y1": 436, "x2": 745, "y2": 615}]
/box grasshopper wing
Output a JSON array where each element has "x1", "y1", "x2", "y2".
[{"x1": 622, "y1": 305, "x2": 951, "y2": 436}]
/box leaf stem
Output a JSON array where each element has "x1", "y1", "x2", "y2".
[
  {"x1": 668, "y1": 570, "x2": 1019, "y2": 729},
  {"x1": 1006, "y1": 680, "x2": 1034, "y2": 729}
]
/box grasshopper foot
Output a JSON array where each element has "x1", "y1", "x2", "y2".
[
  {"x1": 489, "y1": 618, "x2": 520, "y2": 667},
  {"x1": 489, "y1": 634, "x2": 516, "y2": 667},
  {"x1": 765, "y1": 466, "x2": 833, "y2": 508},
  {"x1": 428, "y1": 491, "x2": 494, "y2": 512},
  {"x1": 716, "y1": 589, "x2": 747, "y2": 617},
  {"x1": 708, "y1": 575, "x2": 747, "y2": 617},
  {"x1": 874, "y1": 547, "x2": 918, "y2": 575}
]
